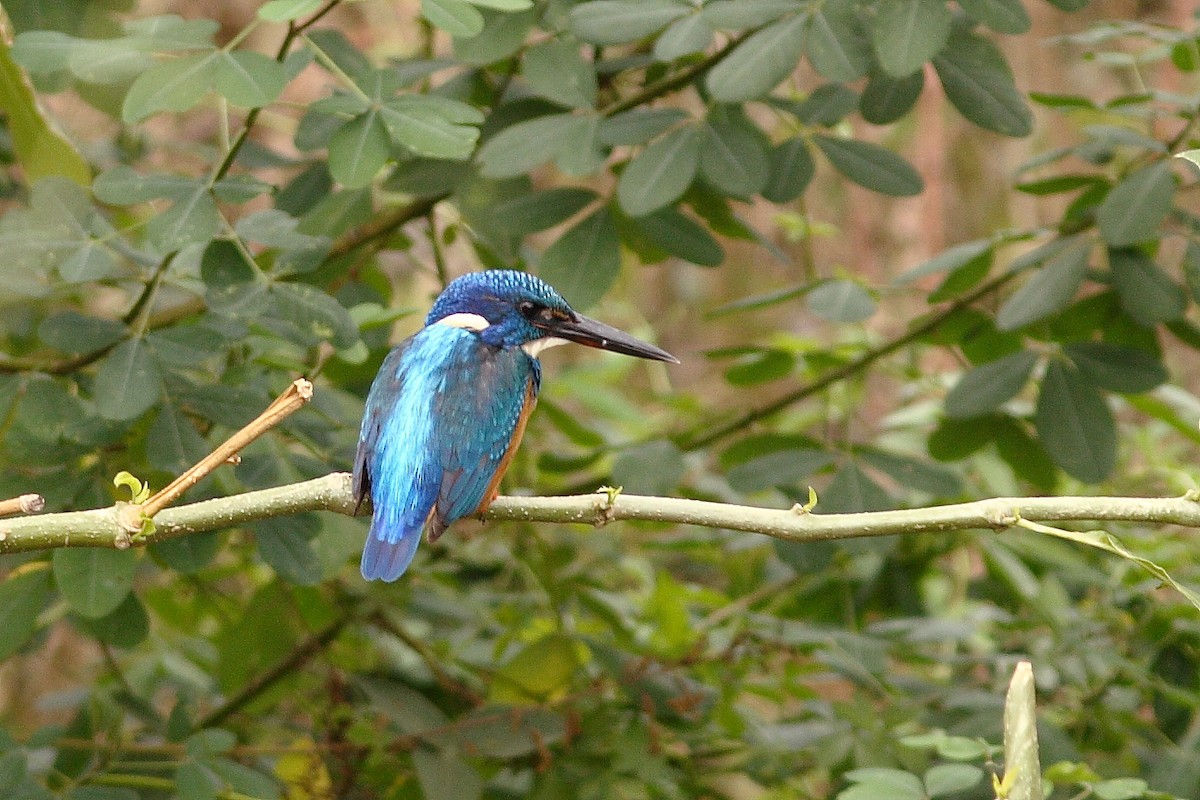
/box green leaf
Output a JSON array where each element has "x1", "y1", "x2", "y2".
[
  {"x1": 492, "y1": 634, "x2": 583, "y2": 703},
  {"x1": 256, "y1": 515, "x2": 323, "y2": 585},
  {"x1": 454, "y1": 8, "x2": 536, "y2": 65},
  {"x1": 413, "y1": 748, "x2": 483, "y2": 800},
  {"x1": 268, "y1": 282, "x2": 359, "y2": 348},
  {"x1": 945, "y1": 350, "x2": 1036, "y2": 418},
  {"x1": 996, "y1": 239, "x2": 1089, "y2": 331},
  {"x1": 705, "y1": 14, "x2": 808, "y2": 102},
  {"x1": 212, "y1": 51, "x2": 287, "y2": 108},
  {"x1": 568, "y1": 0, "x2": 689, "y2": 45},
  {"x1": 53, "y1": 548, "x2": 138, "y2": 620},
  {"x1": 476, "y1": 113, "x2": 578, "y2": 178},
  {"x1": 933, "y1": 29, "x2": 1032, "y2": 137},
  {"x1": 93, "y1": 165, "x2": 199, "y2": 204},
  {"x1": 956, "y1": 0, "x2": 1031, "y2": 34},
  {"x1": 896, "y1": 238, "x2": 992, "y2": 283},
  {"x1": 860, "y1": 69, "x2": 924, "y2": 124},
  {"x1": 1064, "y1": 342, "x2": 1167, "y2": 394},
  {"x1": 380, "y1": 97, "x2": 481, "y2": 160},
  {"x1": 328, "y1": 110, "x2": 390, "y2": 187},
  {"x1": 924, "y1": 764, "x2": 984, "y2": 797},
  {"x1": 598, "y1": 108, "x2": 690, "y2": 146},
  {"x1": 59, "y1": 242, "x2": 119, "y2": 282},
  {"x1": 1096, "y1": 161, "x2": 1175, "y2": 247},
  {"x1": 94, "y1": 338, "x2": 161, "y2": 421},
  {"x1": 122, "y1": 51, "x2": 219, "y2": 123},
  {"x1": 490, "y1": 188, "x2": 598, "y2": 237},
  {"x1": 258, "y1": 0, "x2": 324, "y2": 22},
  {"x1": 151, "y1": 531, "x2": 222, "y2": 574},
  {"x1": 617, "y1": 124, "x2": 702, "y2": 216},
  {"x1": 72, "y1": 593, "x2": 150, "y2": 648},
  {"x1": 147, "y1": 183, "x2": 221, "y2": 250},
  {"x1": 39, "y1": 312, "x2": 127, "y2": 354},
  {"x1": 523, "y1": 37, "x2": 597, "y2": 109},
  {"x1": 806, "y1": 0, "x2": 871, "y2": 83},
  {"x1": 611, "y1": 440, "x2": 686, "y2": 496},
  {"x1": 1109, "y1": 248, "x2": 1187, "y2": 326},
  {"x1": 422, "y1": 0, "x2": 484, "y2": 37},
  {"x1": 806, "y1": 279, "x2": 875, "y2": 322},
  {"x1": 871, "y1": 0, "x2": 951, "y2": 78},
  {"x1": 0, "y1": 36, "x2": 90, "y2": 184},
  {"x1": 539, "y1": 206, "x2": 620, "y2": 309},
  {"x1": 0, "y1": 568, "x2": 54, "y2": 661},
  {"x1": 761, "y1": 137, "x2": 815, "y2": 202},
  {"x1": 702, "y1": 0, "x2": 802, "y2": 29},
  {"x1": 146, "y1": 400, "x2": 208, "y2": 474},
  {"x1": 814, "y1": 135, "x2": 923, "y2": 196},
  {"x1": 728, "y1": 448, "x2": 834, "y2": 492},
  {"x1": 654, "y1": 14, "x2": 713, "y2": 61},
  {"x1": 1094, "y1": 778, "x2": 1149, "y2": 800},
  {"x1": 634, "y1": 208, "x2": 724, "y2": 266},
  {"x1": 843, "y1": 768, "x2": 925, "y2": 800},
  {"x1": 1035, "y1": 360, "x2": 1116, "y2": 483},
  {"x1": 700, "y1": 107, "x2": 770, "y2": 197}
]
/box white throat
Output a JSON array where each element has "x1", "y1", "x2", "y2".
[
  {"x1": 522, "y1": 337, "x2": 569, "y2": 357},
  {"x1": 435, "y1": 312, "x2": 490, "y2": 331}
]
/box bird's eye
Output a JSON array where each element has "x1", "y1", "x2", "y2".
[{"x1": 518, "y1": 301, "x2": 540, "y2": 318}]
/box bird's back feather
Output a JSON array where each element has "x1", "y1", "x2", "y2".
[{"x1": 354, "y1": 324, "x2": 539, "y2": 581}]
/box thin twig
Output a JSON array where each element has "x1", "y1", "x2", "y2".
[
  {"x1": 197, "y1": 614, "x2": 349, "y2": 730},
  {"x1": 136, "y1": 378, "x2": 313, "y2": 522},
  {"x1": 0, "y1": 493, "x2": 44, "y2": 517}
]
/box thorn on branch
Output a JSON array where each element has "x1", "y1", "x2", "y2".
[
  {"x1": 140, "y1": 378, "x2": 314, "y2": 519},
  {"x1": 0, "y1": 493, "x2": 45, "y2": 518}
]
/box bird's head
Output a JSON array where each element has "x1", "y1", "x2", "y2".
[{"x1": 427, "y1": 270, "x2": 678, "y2": 363}]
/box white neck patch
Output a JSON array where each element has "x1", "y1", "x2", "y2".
[
  {"x1": 522, "y1": 337, "x2": 569, "y2": 357},
  {"x1": 435, "y1": 312, "x2": 490, "y2": 331}
]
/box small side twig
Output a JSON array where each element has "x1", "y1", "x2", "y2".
[
  {"x1": 0, "y1": 494, "x2": 44, "y2": 517},
  {"x1": 138, "y1": 379, "x2": 314, "y2": 520}
]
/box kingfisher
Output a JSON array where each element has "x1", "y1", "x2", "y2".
[{"x1": 353, "y1": 270, "x2": 678, "y2": 581}]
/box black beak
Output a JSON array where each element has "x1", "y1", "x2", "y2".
[{"x1": 545, "y1": 314, "x2": 679, "y2": 363}]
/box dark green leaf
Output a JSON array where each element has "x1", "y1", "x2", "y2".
[
  {"x1": 1109, "y1": 248, "x2": 1186, "y2": 326},
  {"x1": 328, "y1": 110, "x2": 390, "y2": 187},
  {"x1": 780, "y1": 83, "x2": 860, "y2": 125},
  {"x1": 476, "y1": 113, "x2": 578, "y2": 178},
  {"x1": 53, "y1": 548, "x2": 137, "y2": 620},
  {"x1": 568, "y1": 0, "x2": 689, "y2": 45},
  {"x1": 490, "y1": 188, "x2": 598, "y2": 237},
  {"x1": 634, "y1": 207, "x2": 724, "y2": 266},
  {"x1": 700, "y1": 108, "x2": 769, "y2": 197},
  {"x1": 993, "y1": 418, "x2": 1058, "y2": 491},
  {"x1": 654, "y1": 14, "x2": 713, "y2": 61},
  {"x1": 147, "y1": 184, "x2": 220, "y2": 250},
  {"x1": 701, "y1": 0, "x2": 802, "y2": 29},
  {"x1": 806, "y1": 0, "x2": 871, "y2": 83},
  {"x1": 806, "y1": 279, "x2": 875, "y2": 322},
  {"x1": 705, "y1": 14, "x2": 808, "y2": 102},
  {"x1": 122, "y1": 51, "x2": 219, "y2": 123},
  {"x1": 72, "y1": 593, "x2": 149, "y2": 648},
  {"x1": 379, "y1": 96, "x2": 481, "y2": 160},
  {"x1": 256, "y1": 515, "x2": 323, "y2": 585},
  {"x1": 523, "y1": 37, "x2": 597, "y2": 109},
  {"x1": 146, "y1": 400, "x2": 208, "y2": 474},
  {"x1": 858, "y1": 449, "x2": 962, "y2": 496},
  {"x1": 761, "y1": 137, "x2": 815, "y2": 202},
  {"x1": 860, "y1": 69, "x2": 924, "y2": 124},
  {"x1": 0, "y1": 568, "x2": 54, "y2": 660},
  {"x1": 454, "y1": 9, "x2": 537, "y2": 65},
  {"x1": 539, "y1": 206, "x2": 620, "y2": 309},
  {"x1": 871, "y1": 0, "x2": 951, "y2": 77},
  {"x1": 956, "y1": 0, "x2": 1030, "y2": 34},
  {"x1": 617, "y1": 124, "x2": 702, "y2": 216},
  {"x1": 720, "y1": 347, "x2": 795, "y2": 385},
  {"x1": 268, "y1": 282, "x2": 359, "y2": 348},
  {"x1": 611, "y1": 440, "x2": 686, "y2": 495},
  {"x1": 996, "y1": 239, "x2": 1089, "y2": 331},
  {"x1": 728, "y1": 449, "x2": 834, "y2": 492},
  {"x1": 896, "y1": 238, "x2": 992, "y2": 283},
  {"x1": 94, "y1": 338, "x2": 161, "y2": 421},
  {"x1": 598, "y1": 108, "x2": 690, "y2": 146},
  {"x1": 944, "y1": 350, "x2": 1037, "y2": 419},
  {"x1": 933, "y1": 30, "x2": 1032, "y2": 136},
  {"x1": 928, "y1": 415, "x2": 999, "y2": 460},
  {"x1": 151, "y1": 531, "x2": 223, "y2": 574},
  {"x1": 38, "y1": 312, "x2": 126, "y2": 354},
  {"x1": 1064, "y1": 341, "x2": 1167, "y2": 394},
  {"x1": 819, "y1": 462, "x2": 893, "y2": 512},
  {"x1": 413, "y1": 748, "x2": 483, "y2": 800},
  {"x1": 1096, "y1": 161, "x2": 1175, "y2": 247},
  {"x1": 212, "y1": 51, "x2": 287, "y2": 108},
  {"x1": 814, "y1": 135, "x2": 923, "y2": 196},
  {"x1": 1035, "y1": 360, "x2": 1116, "y2": 483},
  {"x1": 422, "y1": 0, "x2": 484, "y2": 37}
]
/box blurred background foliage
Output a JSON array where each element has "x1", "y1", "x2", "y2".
[{"x1": 2, "y1": 0, "x2": 1200, "y2": 797}]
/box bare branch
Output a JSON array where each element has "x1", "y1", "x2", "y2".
[{"x1": 0, "y1": 493, "x2": 44, "y2": 518}]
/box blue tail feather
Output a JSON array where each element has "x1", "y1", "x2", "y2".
[{"x1": 360, "y1": 518, "x2": 423, "y2": 582}]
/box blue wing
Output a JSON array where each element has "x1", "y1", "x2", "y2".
[{"x1": 353, "y1": 325, "x2": 539, "y2": 582}]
